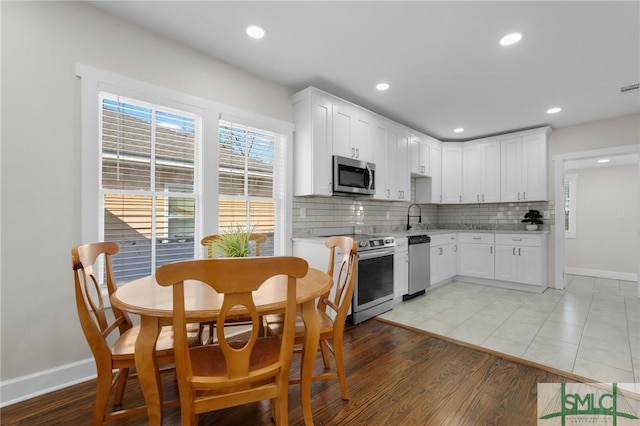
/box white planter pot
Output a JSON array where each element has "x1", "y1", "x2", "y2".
[{"x1": 526, "y1": 224, "x2": 538, "y2": 231}]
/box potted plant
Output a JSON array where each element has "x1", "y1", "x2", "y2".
[
  {"x1": 209, "y1": 225, "x2": 252, "y2": 258},
  {"x1": 521, "y1": 209, "x2": 543, "y2": 231}
]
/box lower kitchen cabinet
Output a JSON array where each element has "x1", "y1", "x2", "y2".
[
  {"x1": 457, "y1": 233, "x2": 494, "y2": 279},
  {"x1": 430, "y1": 233, "x2": 456, "y2": 286},
  {"x1": 495, "y1": 233, "x2": 547, "y2": 288},
  {"x1": 393, "y1": 237, "x2": 409, "y2": 303}
]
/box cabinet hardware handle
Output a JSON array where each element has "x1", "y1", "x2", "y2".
[
  {"x1": 454, "y1": 244, "x2": 457, "y2": 252},
  {"x1": 440, "y1": 195, "x2": 442, "y2": 202},
  {"x1": 519, "y1": 248, "x2": 521, "y2": 256},
  {"x1": 513, "y1": 247, "x2": 516, "y2": 256},
  {"x1": 523, "y1": 191, "x2": 526, "y2": 200},
  {"x1": 450, "y1": 236, "x2": 455, "y2": 240},
  {"x1": 517, "y1": 192, "x2": 521, "y2": 200},
  {"x1": 386, "y1": 189, "x2": 390, "y2": 198},
  {"x1": 490, "y1": 246, "x2": 493, "y2": 254},
  {"x1": 351, "y1": 147, "x2": 355, "y2": 157},
  {"x1": 356, "y1": 148, "x2": 360, "y2": 158},
  {"x1": 482, "y1": 194, "x2": 485, "y2": 202},
  {"x1": 439, "y1": 247, "x2": 443, "y2": 255},
  {"x1": 513, "y1": 238, "x2": 522, "y2": 241},
  {"x1": 473, "y1": 237, "x2": 481, "y2": 240},
  {"x1": 477, "y1": 194, "x2": 480, "y2": 202},
  {"x1": 459, "y1": 195, "x2": 462, "y2": 202}
]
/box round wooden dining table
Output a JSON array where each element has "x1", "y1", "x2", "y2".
[{"x1": 111, "y1": 266, "x2": 332, "y2": 426}]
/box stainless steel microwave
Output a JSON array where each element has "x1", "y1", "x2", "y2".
[{"x1": 332, "y1": 155, "x2": 375, "y2": 196}]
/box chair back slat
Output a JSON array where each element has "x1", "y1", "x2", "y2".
[{"x1": 321, "y1": 236, "x2": 358, "y2": 323}]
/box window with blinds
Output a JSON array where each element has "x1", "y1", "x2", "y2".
[
  {"x1": 564, "y1": 174, "x2": 577, "y2": 238},
  {"x1": 100, "y1": 92, "x2": 201, "y2": 283},
  {"x1": 218, "y1": 121, "x2": 279, "y2": 256}
]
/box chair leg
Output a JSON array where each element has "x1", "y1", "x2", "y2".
[
  {"x1": 93, "y1": 369, "x2": 113, "y2": 425},
  {"x1": 319, "y1": 340, "x2": 331, "y2": 369},
  {"x1": 333, "y1": 336, "x2": 349, "y2": 400},
  {"x1": 112, "y1": 368, "x2": 129, "y2": 409}
]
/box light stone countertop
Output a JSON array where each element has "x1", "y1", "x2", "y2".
[{"x1": 292, "y1": 229, "x2": 548, "y2": 243}]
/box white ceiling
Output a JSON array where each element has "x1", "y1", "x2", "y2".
[{"x1": 87, "y1": 1, "x2": 640, "y2": 141}]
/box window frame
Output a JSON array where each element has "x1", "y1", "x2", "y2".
[
  {"x1": 77, "y1": 65, "x2": 294, "y2": 287},
  {"x1": 564, "y1": 173, "x2": 578, "y2": 238}
]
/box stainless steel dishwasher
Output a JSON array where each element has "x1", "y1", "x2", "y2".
[{"x1": 404, "y1": 234, "x2": 431, "y2": 300}]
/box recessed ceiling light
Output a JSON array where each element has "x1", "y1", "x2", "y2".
[
  {"x1": 246, "y1": 25, "x2": 265, "y2": 39},
  {"x1": 376, "y1": 82, "x2": 390, "y2": 91},
  {"x1": 454, "y1": 128, "x2": 465, "y2": 133},
  {"x1": 500, "y1": 32, "x2": 522, "y2": 46},
  {"x1": 546, "y1": 107, "x2": 562, "y2": 114},
  {"x1": 597, "y1": 159, "x2": 610, "y2": 163}
]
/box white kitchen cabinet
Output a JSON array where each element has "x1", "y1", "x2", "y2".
[
  {"x1": 332, "y1": 100, "x2": 373, "y2": 163},
  {"x1": 495, "y1": 233, "x2": 547, "y2": 288},
  {"x1": 372, "y1": 120, "x2": 390, "y2": 201},
  {"x1": 430, "y1": 233, "x2": 457, "y2": 285},
  {"x1": 415, "y1": 138, "x2": 442, "y2": 204},
  {"x1": 457, "y1": 233, "x2": 494, "y2": 279},
  {"x1": 291, "y1": 88, "x2": 334, "y2": 196},
  {"x1": 462, "y1": 140, "x2": 500, "y2": 203},
  {"x1": 441, "y1": 143, "x2": 464, "y2": 203},
  {"x1": 500, "y1": 127, "x2": 550, "y2": 202},
  {"x1": 393, "y1": 237, "x2": 409, "y2": 303},
  {"x1": 381, "y1": 125, "x2": 410, "y2": 201},
  {"x1": 409, "y1": 134, "x2": 432, "y2": 177}
]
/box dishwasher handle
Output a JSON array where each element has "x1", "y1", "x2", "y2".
[{"x1": 408, "y1": 235, "x2": 431, "y2": 245}]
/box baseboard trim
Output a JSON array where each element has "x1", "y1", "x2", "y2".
[
  {"x1": 0, "y1": 358, "x2": 96, "y2": 408},
  {"x1": 565, "y1": 267, "x2": 638, "y2": 282}
]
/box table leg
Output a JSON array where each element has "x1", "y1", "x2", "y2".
[
  {"x1": 300, "y1": 299, "x2": 319, "y2": 426},
  {"x1": 135, "y1": 315, "x2": 163, "y2": 426}
]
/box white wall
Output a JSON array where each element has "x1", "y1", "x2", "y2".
[
  {"x1": 546, "y1": 113, "x2": 640, "y2": 286},
  {"x1": 0, "y1": 0, "x2": 293, "y2": 396},
  {"x1": 565, "y1": 165, "x2": 638, "y2": 276}
]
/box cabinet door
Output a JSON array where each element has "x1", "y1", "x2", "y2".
[
  {"x1": 353, "y1": 112, "x2": 373, "y2": 162},
  {"x1": 394, "y1": 249, "x2": 409, "y2": 299},
  {"x1": 441, "y1": 144, "x2": 463, "y2": 203},
  {"x1": 495, "y1": 245, "x2": 518, "y2": 282},
  {"x1": 385, "y1": 128, "x2": 399, "y2": 200},
  {"x1": 332, "y1": 101, "x2": 354, "y2": 159},
  {"x1": 500, "y1": 136, "x2": 522, "y2": 202},
  {"x1": 521, "y1": 133, "x2": 547, "y2": 201},
  {"x1": 458, "y1": 243, "x2": 494, "y2": 279},
  {"x1": 462, "y1": 143, "x2": 482, "y2": 203},
  {"x1": 396, "y1": 132, "x2": 410, "y2": 200},
  {"x1": 293, "y1": 93, "x2": 333, "y2": 196},
  {"x1": 517, "y1": 245, "x2": 543, "y2": 285},
  {"x1": 372, "y1": 122, "x2": 390, "y2": 200},
  {"x1": 482, "y1": 141, "x2": 501, "y2": 203},
  {"x1": 431, "y1": 142, "x2": 442, "y2": 203},
  {"x1": 409, "y1": 136, "x2": 421, "y2": 175},
  {"x1": 430, "y1": 245, "x2": 446, "y2": 284},
  {"x1": 447, "y1": 242, "x2": 457, "y2": 279}
]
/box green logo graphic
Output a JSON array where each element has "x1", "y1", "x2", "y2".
[{"x1": 539, "y1": 383, "x2": 639, "y2": 425}]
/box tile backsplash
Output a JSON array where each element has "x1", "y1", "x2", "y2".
[{"x1": 293, "y1": 180, "x2": 555, "y2": 237}]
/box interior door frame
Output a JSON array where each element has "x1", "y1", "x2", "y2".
[{"x1": 552, "y1": 144, "x2": 640, "y2": 296}]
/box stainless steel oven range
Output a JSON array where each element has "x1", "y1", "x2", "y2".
[{"x1": 339, "y1": 234, "x2": 395, "y2": 324}]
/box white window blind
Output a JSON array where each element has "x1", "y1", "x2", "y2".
[
  {"x1": 218, "y1": 120, "x2": 285, "y2": 256},
  {"x1": 100, "y1": 92, "x2": 201, "y2": 283},
  {"x1": 564, "y1": 173, "x2": 577, "y2": 238}
]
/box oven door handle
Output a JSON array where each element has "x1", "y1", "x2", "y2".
[{"x1": 358, "y1": 248, "x2": 396, "y2": 260}]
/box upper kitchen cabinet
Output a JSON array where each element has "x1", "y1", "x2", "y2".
[
  {"x1": 332, "y1": 99, "x2": 374, "y2": 163},
  {"x1": 380, "y1": 123, "x2": 410, "y2": 201},
  {"x1": 462, "y1": 139, "x2": 500, "y2": 203},
  {"x1": 409, "y1": 133, "x2": 432, "y2": 177},
  {"x1": 441, "y1": 143, "x2": 464, "y2": 204},
  {"x1": 415, "y1": 139, "x2": 442, "y2": 203},
  {"x1": 291, "y1": 87, "x2": 333, "y2": 196},
  {"x1": 500, "y1": 127, "x2": 551, "y2": 202}
]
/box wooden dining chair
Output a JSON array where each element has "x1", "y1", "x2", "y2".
[
  {"x1": 265, "y1": 236, "x2": 357, "y2": 400},
  {"x1": 200, "y1": 232, "x2": 269, "y2": 341},
  {"x1": 155, "y1": 256, "x2": 308, "y2": 425},
  {"x1": 72, "y1": 242, "x2": 199, "y2": 425},
  {"x1": 201, "y1": 232, "x2": 267, "y2": 258}
]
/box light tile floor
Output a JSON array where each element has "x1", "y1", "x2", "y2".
[{"x1": 379, "y1": 275, "x2": 640, "y2": 384}]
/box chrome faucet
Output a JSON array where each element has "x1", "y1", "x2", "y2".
[{"x1": 406, "y1": 203, "x2": 422, "y2": 231}]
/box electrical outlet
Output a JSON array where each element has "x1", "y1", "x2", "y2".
[
  {"x1": 497, "y1": 212, "x2": 503, "y2": 219},
  {"x1": 543, "y1": 210, "x2": 551, "y2": 219},
  {"x1": 300, "y1": 207, "x2": 306, "y2": 218}
]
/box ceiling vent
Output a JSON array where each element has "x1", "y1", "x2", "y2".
[{"x1": 620, "y1": 83, "x2": 639, "y2": 93}]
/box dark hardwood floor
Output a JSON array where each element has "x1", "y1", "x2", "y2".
[{"x1": 1, "y1": 319, "x2": 583, "y2": 425}]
